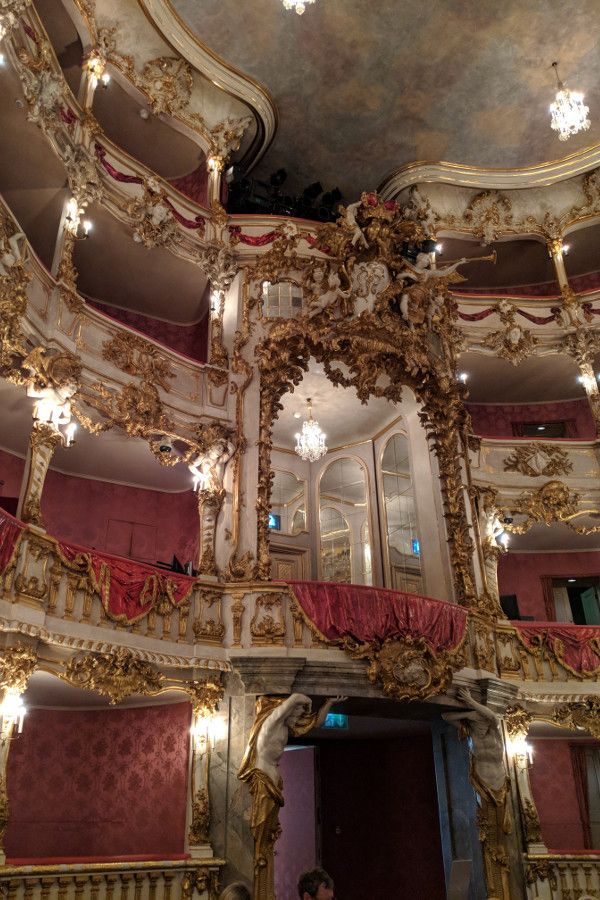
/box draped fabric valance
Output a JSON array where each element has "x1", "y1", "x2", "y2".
[
  {"x1": 514, "y1": 622, "x2": 600, "y2": 676},
  {"x1": 286, "y1": 580, "x2": 468, "y2": 650}
]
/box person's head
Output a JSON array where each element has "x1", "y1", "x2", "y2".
[
  {"x1": 218, "y1": 883, "x2": 251, "y2": 900},
  {"x1": 297, "y1": 868, "x2": 334, "y2": 900}
]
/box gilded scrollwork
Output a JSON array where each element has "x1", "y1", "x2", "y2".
[
  {"x1": 482, "y1": 300, "x2": 537, "y2": 365},
  {"x1": 342, "y1": 634, "x2": 461, "y2": 701},
  {"x1": 504, "y1": 704, "x2": 532, "y2": 739},
  {"x1": 250, "y1": 594, "x2": 286, "y2": 646},
  {"x1": 551, "y1": 698, "x2": 600, "y2": 738},
  {"x1": 183, "y1": 678, "x2": 224, "y2": 717},
  {"x1": 500, "y1": 480, "x2": 600, "y2": 536},
  {"x1": 503, "y1": 442, "x2": 573, "y2": 478},
  {"x1": 525, "y1": 859, "x2": 557, "y2": 889},
  {"x1": 62, "y1": 647, "x2": 164, "y2": 704},
  {"x1": 102, "y1": 331, "x2": 175, "y2": 389},
  {"x1": 0, "y1": 644, "x2": 37, "y2": 692}
]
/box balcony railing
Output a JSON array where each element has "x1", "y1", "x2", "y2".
[
  {"x1": 526, "y1": 853, "x2": 600, "y2": 899},
  {"x1": 0, "y1": 858, "x2": 224, "y2": 900}
]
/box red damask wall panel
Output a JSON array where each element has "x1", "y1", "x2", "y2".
[
  {"x1": 466, "y1": 400, "x2": 595, "y2": 440},
  {"x1": 5, "y1": 702, "x2": 191, "y2": 860},
  {"x1": 498, "y1": 551, "x2": 600, "y2": 620},
  {"x1": 529, "y1": 740, "x2": 586, "y2": 851},
  {"x1": 41, "y1": 468, "x2": 198, "y2": 567}
]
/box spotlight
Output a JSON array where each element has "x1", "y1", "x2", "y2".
[{"x1": 270, "y1": 168, "x2": 287, "y2": 188}]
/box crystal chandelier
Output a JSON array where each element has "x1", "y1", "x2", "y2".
[
  {"x1": 549, "y1": 62, "x2": 590, "y2": 141},
  {"x1": 282, "y1": 0, "x2": 316, "y2": 14},
  {"x1": 294, "y1": 398, "x2": 327, "y2": 462}
]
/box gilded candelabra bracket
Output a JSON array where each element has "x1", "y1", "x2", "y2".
[
  {"x1": 61, "y1": 647, "x2": 164, "y2": 704},
  {"x1": 341, "y1": 634, "x2": 462, "y2": 702}
]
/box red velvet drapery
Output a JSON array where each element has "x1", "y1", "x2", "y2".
[
  {"x1": 58, "y1": 539, "x2": 195, "y2": 623},
  {"x1": 0, "y1": 509, "x2": 24, "y2": 575},
  {"x1": 570, "y1": 744, "x2": 593, "y2": 849},
  {"x1": 287, "y1": 580, "x2": 468, "y2": 648},
  {"x1": 514, "y1": 622, "x2": 600, "y2": 675}
]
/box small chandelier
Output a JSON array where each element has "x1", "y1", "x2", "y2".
[
  {"x1": 549, "y1": 61, "x2": 590, "y2": 141},
  {"x1": 282, "y1": 0, "x2": 316, "y2": 14},
  {"x1": 294, "y1": 398, "x2": 327, "y2": 462},
  {"x1": 0, "y1": 689, "x2": 26, "y2": 741}
]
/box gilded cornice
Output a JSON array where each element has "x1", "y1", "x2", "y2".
[
  {"x1": 138, "y1": 0, "x2": 277, "y2": 170},
  {"x1": 379, "y1": 144, "x2": 600, "y2": 198}
]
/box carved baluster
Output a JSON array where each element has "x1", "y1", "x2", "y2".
[
  {"x1": 146, "y1": 609, "x2": 157, "y2": 637},
  {"x1": 23, "y1": 879, "x2": 35, "y2": 900},
  {"x1": 105, "y1": 874, "x2": 118, "y2": 900},
  {"x1": 231, "y1": 593, "x2": 245, "y2": 646},
  {"x1": 178, "y1": 602, "x2": 190, "y2": 643},
  {"x1": 162, "y1": 873, "x2": 174, "y2": 900},
  {"x1": 64, "y1": 573, "x2": 79, "y2": 620},
  {"x1": 79, "y1": 580, "x2": 93, "y2": 623},
  {"x1": 291, "y1": 604, "x2": 304, "y2": 646},
  {"x1": 148, "y1": 872, "x2": 159, "y2": 900},
  {"x1": 545, "y1": 651, "x2": 559, "y2": 680},
  {"x1": 90, "y1": 874, "x2": 102, "y2": 900},
  {"x1": 7, "y1": 879, "x2": 20, "y2": 900},
  {"x1": 57, "y1": 876, "x2": 71, "y2": 900},
  {"x1": 133, "y1": 872, "x2": 144, "y2": 900},
  {"x1": 582, "y1": 863, "x2": 594, "y2": 894},
  {"x1": 74, "y1": 875, "x2": 88, "y2": 900},
  {"x1": 119, "y1": 873, "x2": 132, "y2": 900},
  {"x1": 47, "y1": 562, "x2": 62, "y2": 614},
  {"x1": 39, "y1": 876, "x2": 55, "y2": 900}
]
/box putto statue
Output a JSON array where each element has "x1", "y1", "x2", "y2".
[{"x1": 238, "y1": 693, "x2": 344, "y2": 900}]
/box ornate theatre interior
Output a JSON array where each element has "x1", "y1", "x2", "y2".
[{"x1": 1, "y1": 1, "x2": 600, "y2": 898}]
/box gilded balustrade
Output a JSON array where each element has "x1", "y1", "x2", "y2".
[
  {"x1": 526, "y1": 854, "x2": 600, "y2": 900},
  {"x1": 0, "y1": 859, "x2": 224, "y2": 900}
]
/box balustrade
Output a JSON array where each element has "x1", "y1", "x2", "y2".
[
  {"x1": 526, "y1": 854, "x2": 600, "y2": 899},
  {"x1": 0, "y1": 860, "x2": 224, "y2": 900}
]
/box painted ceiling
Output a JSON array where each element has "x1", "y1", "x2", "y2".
[{"x1": 171, "y1": 0, "x2": 600, "y2": 200}]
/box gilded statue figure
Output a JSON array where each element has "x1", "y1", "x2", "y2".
[
  {"x1": 238, "y1": 693, "x2": 343, "y2": 900},
  {"x1": 443, "y1": 687, "x2": 512, "y2": 898}
]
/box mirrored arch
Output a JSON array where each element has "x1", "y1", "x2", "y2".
[
  {"x1": 269, "y1": 469, "x2": 307, "y2": 534},
  {"x1": 380, "y1": 432, "x2": 423, "y2": 592},
  {"x1": 319, "y1": 457, "x2": 372, "y2": 585}
]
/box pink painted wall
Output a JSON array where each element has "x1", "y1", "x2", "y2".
[
  {"x1": 41, "y1": 467, "x2": 198, "y2": 566},
  {"x1": 275, "y1": 747, "x2": 317, "y2": 900},
  {"x1": 5, "y1": 702, "x2": 191, "y2": 860},
  {"x1": 89, "y1": 299, "x2": 209, "y2": 363},
  {"x1": 169, "y1": 164, "x2": 209, "y2": 208},
  {"x1": 467, "y1": 400, "x2": 595, "y2": 440},
  {"x1": 498, "y1": 551, "x2": 600, "y2": 620},
  {"x1": 529, "y1": 740, "x2": 586, "y2": 851},
  {"x1": 0, "y1": 448, "x2": 24, "y2": 500}
]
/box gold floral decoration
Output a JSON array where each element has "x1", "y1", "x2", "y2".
[
  {"x1": 62, "y1": 647, "x2": 164, "y2": 704},
  {"x1": 0, "y1": 644, "x2": 37, "y2": 693},
  {"x1": 501, "y1": 480, "x2": 600, "y2": 536},
  {"x1": 342, "y1": 634, "x2": 461, "y2": 702},
  {"x1": 503, "y1": 443, "x2": 573, "y2": 478}
]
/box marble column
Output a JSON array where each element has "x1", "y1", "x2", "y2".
[{"x1": 16, "y1": 421, "x2": 64, "y2": 528}]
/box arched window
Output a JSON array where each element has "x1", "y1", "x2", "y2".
[
  {"x1": 381, "y1": 432, "x2": 422, "y2": 592},
  {"x1": 319, "y1": 457, "x2": 372, "y2": 585},
  {"x1": 262, "y1": 281, "x2": 304, "y2": 319},
  {"x1": 270, "y1": 470, "x2": 307, "y2": 533}
]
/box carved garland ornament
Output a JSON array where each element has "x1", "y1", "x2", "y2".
[
  {"x1": 342, "y1": 634, "x2": 462, "y2": 702},
  {"x1": 551, "y1": 698, "x2": 600, "y2": 738},
  {"x1": 62, "y1": 648, "x2": 164, "y2": 704},
  {"x1": 502, "y1": 442, "x2": 573, "y2": 478}
]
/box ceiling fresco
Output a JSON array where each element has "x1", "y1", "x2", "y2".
[{"x1": 171, "y1": 0, "x2": 600, "y2": 199}]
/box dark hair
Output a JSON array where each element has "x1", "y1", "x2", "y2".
[{"x1": 297, "y1": 868, "x2": 333, "y2": 898}]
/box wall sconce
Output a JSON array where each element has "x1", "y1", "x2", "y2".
[
  {"x1": 458, "y1": 372, "x2": 468, "y2": 384},
  {"x1": 0, "y1": 689, "x2": 26, "y2": 740},
  {"x1": 207, "y1": 156, "x2": 223, "y2": 173},
  {"x1": 191, "y1": 713, "x2": 226, "y2": 751},
  {"x1": 496, "y1": 530, "x2": 510, "y2": 551},
  {"x1": 65, "y1": 198, "x2": 92, "y2": 240},
  {"x1": 578, "y1": 373, "x2": 597, "y2": 391},
  {"x1": 508, "y1": 735, "x2": 533, "y2": 765},
  {"x1": 86, "y1": 56, "x2": 110, "y2": 89}
]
